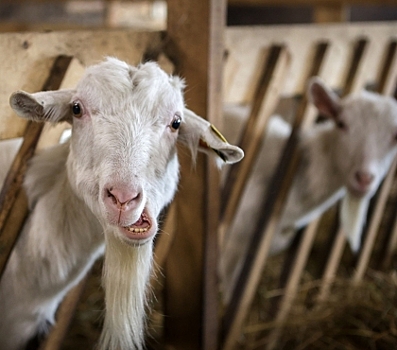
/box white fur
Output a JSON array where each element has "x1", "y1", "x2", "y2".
[
  {"x1": 0, "y1": 58, "x2": 243, "y2": 350},
  {"x1": 220, "y1": 80, "x2": 397, "y2": 304}
]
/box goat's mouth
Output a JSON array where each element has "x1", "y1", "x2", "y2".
[
  {"x1": 120, "y1": 210, "x2": 155, "y2": 243},
  {"x1": 347, "y1": 184, "x2": 372, "y2": 198}
]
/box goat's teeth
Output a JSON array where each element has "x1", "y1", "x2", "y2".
[{"x1": 126, "y1": 226, "x2": 148, "y2": 234}]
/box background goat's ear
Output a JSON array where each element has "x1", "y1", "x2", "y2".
[
  {"x1": 308, "y1": 77, "x2": 341, "y2": 120},
  {"x1": 179, "y1": 108, "x2": 244, "y2": 165},
  {"x1": 10, "y1": 89, "x2": 75, "y2": 124}
]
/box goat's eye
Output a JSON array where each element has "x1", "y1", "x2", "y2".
[
  {"x1": 72, "y1": 102, "x2": 83, "y2": 118},
  {"x1": 170, "y1": 113, "x2": 182, "y2": 131},
  {"x1": 336, "y1": 120, "x2": 347, "y2": 130}
]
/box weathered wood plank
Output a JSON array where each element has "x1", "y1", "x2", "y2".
[
  {"x1": 164, "y1": 0, "x2": 225, "y2": 348},
  {"x1": 165, "y1": 0, "x2": 225, "y2": 350}
]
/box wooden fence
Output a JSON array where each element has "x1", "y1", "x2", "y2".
[{"x1": 220, "y1": 21, "x2": 397, "y2": 350}]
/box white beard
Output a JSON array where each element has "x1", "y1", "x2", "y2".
[{"x1": 99, "y1": 229, "x2": 153, "y2": 350}]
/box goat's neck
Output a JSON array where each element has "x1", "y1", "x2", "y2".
[
  {"x1": 8, "y1": 142, "x2": 104, "y2": 295},
  {"x1": 285, "y1": 127, "x2": 345, "y2": 226},
  {"x1": 302, "y1": 129, "x2": 343, "y2": 193}
]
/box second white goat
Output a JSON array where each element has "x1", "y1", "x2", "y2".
[{"x1": 220, "y1": 78, "x2": 397, "y2": 303}]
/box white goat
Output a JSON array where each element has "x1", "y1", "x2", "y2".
[
  {"x1": 0, "y1": 57, "x2": 244, "y2": 350},
  {"x1": 220, "y1": 78, "x2": 397, "y2": 303}
]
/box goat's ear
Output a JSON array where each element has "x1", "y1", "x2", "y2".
[
  {"x1": 10, "y1": 89, "x2": 75, "y2": 124},
  {"x1": 179, "y1": 108, "x2": 244, "y2": 165},
  {"x1": 308, "y1": 77, "x2": 341, "y2": 119}
]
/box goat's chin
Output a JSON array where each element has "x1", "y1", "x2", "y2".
[{"x1": 99, "y1": 229, "x2": 153, "y2": 350}]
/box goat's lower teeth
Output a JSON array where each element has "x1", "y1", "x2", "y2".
[{"x1": 127, "y1": 227, "x2": 148, "y2": 233}]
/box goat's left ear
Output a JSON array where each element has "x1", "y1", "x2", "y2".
[
  {"x1": 179, "y1": 108, "x2": 244, "y2": 165},
  {"x1": 308, "y1": 77, "x2": 341, "y2": 120},
  {"x1": 10, "y1": 89, "x2": 75, "y2": 124}
]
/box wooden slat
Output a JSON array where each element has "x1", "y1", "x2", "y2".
[
  {"x1": 342, "y1": 38, "x2": 370, "y2": 97},
  {"x1": 221, "y1": 42, "x2": 329, "y2": 350},
  {"x1": 381, "y1": 210, "x2": 397, "y2": 269},
  {"x1": 317, "y1": 227, "x2": 347, "y2": 302},
  {"x1": 266, "y1": 218, "x2": 320, "y2": 350},
  {"x1": 39, "y1": 278, "x2": 87, "y2": 350},
  {"x1": 353, "y1": 157, "x2": 397, "y2": 284},
  {"x1": 0, "y1": 56, "x2": 73, "y2": 279},
  {"x1": 377, "y1": 41, "x2": 397, "y2": 96},
  {"x1": 163, "y1": 0, "x2": 224, "y2": 348},
  {"x1": 220, "y1": 45, "x2": 290, "y2": 244}
]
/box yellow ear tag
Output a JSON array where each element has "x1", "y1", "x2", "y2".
[
  {"x1": 210, "y1": 124, "x2": 228, "y2": 143},
  {"x1": 198, "y1": 124, "x2": 229, "y2": 162}
]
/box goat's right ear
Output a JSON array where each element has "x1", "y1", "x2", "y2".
[
  {"x1": 10, "y1": 89, "x2": 75, "y2": 124},
  {"x1": 308, "y1": 77, "x2": 341, "y2": 120},
  {"x1": 179, "y1": 108, "x2": 244, "y2": 166}
]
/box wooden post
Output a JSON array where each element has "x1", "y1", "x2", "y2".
[{"x1": 164, "y1": 0, "x2": 225, "y2": 349}]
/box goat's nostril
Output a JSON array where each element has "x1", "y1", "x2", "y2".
[
  {"x1": 107, "y1": 189, "x2": 118, "y2": 205},
  {"x1": 355, "y1": 171, "x2": 374, "y2": 186},
  {"x1": 128, "y1": 192, "x2": 140, "y2": 204},
  {"x1": 105, "y1": 186, "x2": 142, "y2": 210}
]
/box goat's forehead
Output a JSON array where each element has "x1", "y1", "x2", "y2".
[
  {"x1": 344, "y1": 94, "x2": 397, "y2": 126},
  {"x1": 76, "y1": 61, "x2": 184, "y2": 110}
]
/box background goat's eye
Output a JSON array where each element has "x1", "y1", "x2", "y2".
[
  {"x1": 336, "y1": 120, "x2": 346, "y2": 130},
  {"x1": 72, "y1": 102, "x2": 82, "y2": 118},
  {"x1": 170, "y1": 114, "x2": 181, "y2": 131}
]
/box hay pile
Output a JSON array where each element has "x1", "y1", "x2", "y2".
[
  {"x1": 243, "y1": 270, "x2": 397, "y2": 350},
  {"x1": 59, "y1": 259, "x2": 397, "y2": 350}
]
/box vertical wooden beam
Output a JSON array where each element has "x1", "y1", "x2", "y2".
[{"x1": 164, "y1": 0, "x2": 225, "y2": 349}]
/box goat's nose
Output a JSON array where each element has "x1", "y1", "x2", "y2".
[
  {"x1": 105, "y1": 186, "x2": 142, "y2": 211},
  {"x1": 355, "y1": 171, "x2": 374, "y2": 187}
]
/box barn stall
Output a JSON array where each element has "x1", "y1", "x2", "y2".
[{"x1": 0, "y1": 1, "x2": 397, "y2": 350}]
